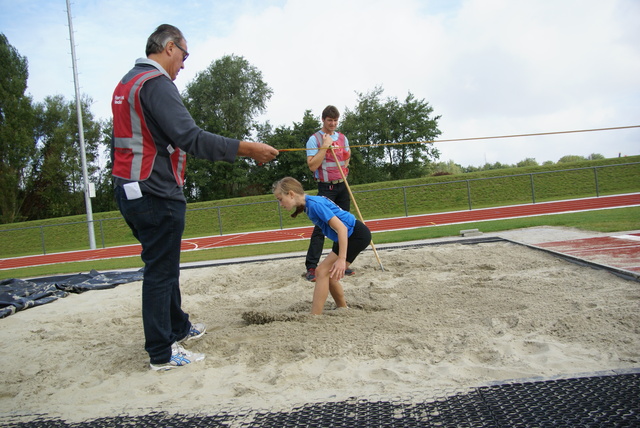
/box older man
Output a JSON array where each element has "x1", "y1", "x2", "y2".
[{"x1": 112, "y1": 24, "x2": 278, "y2": 370}]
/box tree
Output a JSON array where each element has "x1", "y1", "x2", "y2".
[
  {"x1": 22, "y1": 94, "x2": 102, "y2": 219},
  {"x1": 516, "y1": 158, "x2": 539, "y2": 168},
  {"x1": 558, "y1": 155, "x2": 586, "y2": 164},
  {"x1": 588, "y1": 153, "x2": 605, "y2": 160},
  {"x1": 182, "y1": 54, "x2": 272, "y2": 201},
  {"x1": 339, "y1": 88, "x2": 386, "y2": 183},
  {"x1": 0, "y1": 33, "x2": 36, "y2": 223},
  {"x1": 92, "y1": 118, "x2": 117, "y2": 212},
  {"x1": 484, "y1": 161, "x2": 513, "y2": 170},
  {"x1": 340, "y1": 87, "x2": 441, "y2": 183},
  {"x1": 254, "y1": 110, "x2": 321, "y2": 191},
  {"x1": 433, "y1": 160, "x2": 464, "y2": 175}
]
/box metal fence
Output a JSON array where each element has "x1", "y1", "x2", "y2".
[{"x1": 2, "y1": 162, "x2": 638, "y2": 257}]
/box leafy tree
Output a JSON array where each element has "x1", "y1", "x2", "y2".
[
  {"x1": 182, "y1": 54, "x2": 272, "y2": 201},
  {"x1": 0, "y1": 33, "x2": 36, "y2": 223},
  {"x1": 481, "y1": 161, "x2": 514, "y2": 171},
  {"x1": 432, "y1": 160, "x2": 464, "y2": 175},
  {"x1": 290, "y1": 110, "x2": 324, "y2": 189},
  {"x1": 22, "y1": 94, "x2": 101, "y2": 219},
  {"x1": 254, "y1": 110, "x2": 320, "y2": 191},
  {"x1": 462, "y1": 165, "x2": 481, "y2": 173},
  {"x1": 92, "y1": 118, "x2": 117, "y2": 212},
  {"x1": 341, "y1": 87, "x2": 441, "y2": 183},
  {"x1": 339, "y1": 88, "x2": 386, "y2": 183},
  {"x1": 558, "y1": 155, "x2": 587, "y2": 164},
  {"x1": 517, "y1": 158, "x2": 539, "y2": 168},
  {"x1": 588, "y1": 153, "x2": 605, "y2": 160}
]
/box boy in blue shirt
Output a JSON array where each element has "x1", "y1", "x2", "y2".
[{"x1": 273, "y1": 177, "x2": 371, "y2": 314}]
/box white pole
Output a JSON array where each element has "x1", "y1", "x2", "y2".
[{"x1": 66, "y1": 0, "x2": 96, "y2": 250}]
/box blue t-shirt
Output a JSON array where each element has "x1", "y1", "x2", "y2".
[{"x1": 304, "y1": 195, "x2": 356, "y2": 242}]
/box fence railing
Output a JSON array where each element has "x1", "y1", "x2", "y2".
[{"x1": 1, "y1": 162, "x2": 638, "y2": 258}]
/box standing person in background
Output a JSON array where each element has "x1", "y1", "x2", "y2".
[
  {"x1": 304, "y1": 105, "x2": 355, "y2": 282},
  {"x1": 111, "y1": 24, "x2": 278, "y2": 371}
]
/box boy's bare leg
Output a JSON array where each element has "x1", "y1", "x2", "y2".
[
  {"x1": 312, "y1": 254, "x2": 349, "y2": 314},
  {"x1": 311, "y1": 280, "x2": 329, "y2": 314},
  {"x1": 329, "y1": 262, "x2": 349, "y2": 308},
  {"x1": 311, "y1": 255, "x2": 331, "y2": 314}
]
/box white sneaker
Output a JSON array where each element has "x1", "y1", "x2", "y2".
[
  {"x1": 149, "y1": 342, "x2": 205, "y2": 371},
  {"x1": 179, "y1": 322, "x2": 206, "y2": 343}
]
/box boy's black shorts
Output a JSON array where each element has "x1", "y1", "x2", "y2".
[{"x1": 331, "y1": 220, "x2": 371, "y2": 264}]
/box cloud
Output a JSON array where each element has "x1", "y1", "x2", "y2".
[
  {"x1": 190, "y1": 0, "x2": 640, "y2": 165},
  {"x1": 1, "y1": 0, "x2": 638, "y2": 168}
]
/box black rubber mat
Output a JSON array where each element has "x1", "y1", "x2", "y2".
[{"x1": 3, "y1": 371, "x2": 639, "y2": 427}]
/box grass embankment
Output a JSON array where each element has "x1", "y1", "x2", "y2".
[
  {"x1": 1, "y1": 156, "x2": 638, "y2": 279},
  {"x1": 2, "y1": 207, "x2": 639, "y2": 280}
]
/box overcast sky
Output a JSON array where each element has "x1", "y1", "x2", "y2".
[{"x1": 2, "y1": 0, "x2": 639, "y2": 168}]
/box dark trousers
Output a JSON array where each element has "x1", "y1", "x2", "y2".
[
  {"x1": 305, "y1": 181, "x2": 351, "y2": 270},
  {"x1": 115, "y1": 186, "x2": 191, "y2": 364}
]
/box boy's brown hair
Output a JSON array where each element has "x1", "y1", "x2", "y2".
[
  {"x1": 272, "y1": 177, "x2": 304, "y2": 196},
  {"x1": 273, "y1": 177, "x2": 306, "y2": 218},
  {"x1": 322, "y1": 105, "x2": 340, "y2": 120}
]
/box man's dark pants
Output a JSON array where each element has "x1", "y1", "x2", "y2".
[
  {"x1": 115, "y1": 186, "x2": 191, "y2": 364},
  {"x1": 305, "y1": 181, "x2": 351, "y2": 270}
]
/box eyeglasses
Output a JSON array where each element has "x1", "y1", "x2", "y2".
[{"x1": 173, "y1": 42, "x2": 189, "y2": 62}]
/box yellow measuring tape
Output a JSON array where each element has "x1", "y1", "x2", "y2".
[{"x1": 275, "y1": 125, "x2": 640, "y2": 152}]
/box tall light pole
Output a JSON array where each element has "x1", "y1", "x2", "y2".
[{"x1": 66, "y1": 0, "x2": 96, "y2": 250}]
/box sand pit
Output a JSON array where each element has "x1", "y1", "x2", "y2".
[{"x1": 1, "y1": 237, "x2": 638, "y2": 423}]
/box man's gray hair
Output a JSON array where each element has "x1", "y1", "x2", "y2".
[{"x1": 145, "y1": 24, "x2": 185, "y2": 56}]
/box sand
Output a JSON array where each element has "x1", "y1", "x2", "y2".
[{"x1": 1, "y1": 229, "x2": 639, "y2": 423}]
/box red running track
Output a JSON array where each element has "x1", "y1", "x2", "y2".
[
  {"x1": 1, "y1": 193, "x2": 639, "y2": 271},
  {"x1": 537, "y1": 233, "x2": 640, "y2": 274}
]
